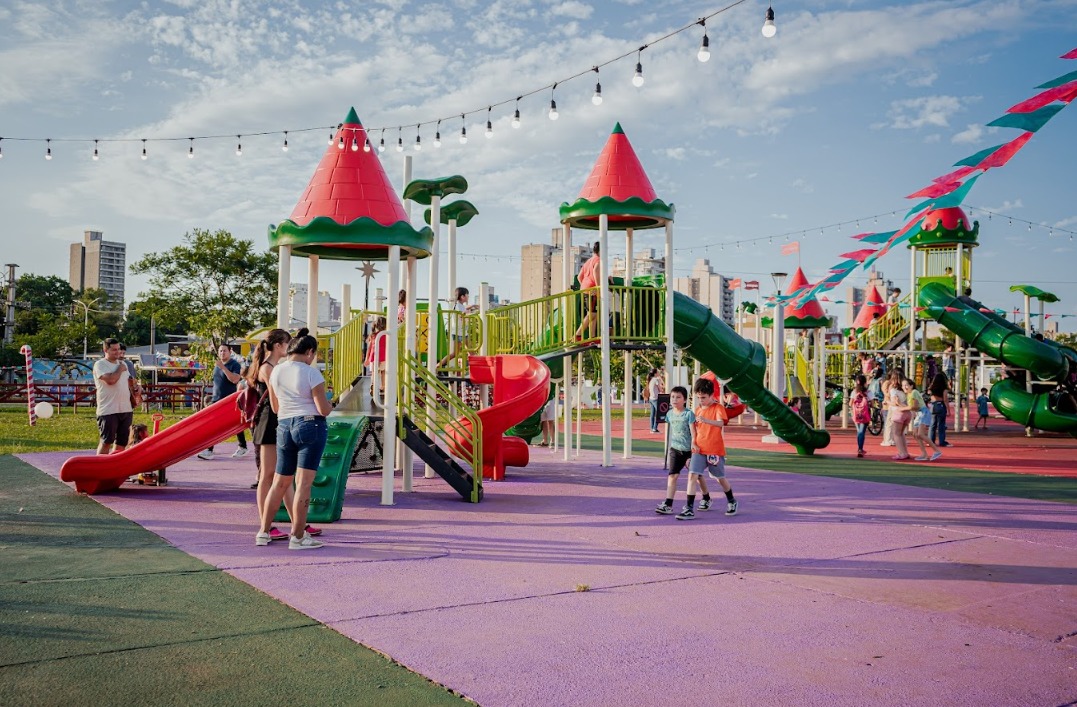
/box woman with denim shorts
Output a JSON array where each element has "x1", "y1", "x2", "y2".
[{"x1": 256, "y1": 333, "x2": 333, "y2": 550}]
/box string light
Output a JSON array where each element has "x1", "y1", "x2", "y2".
[
  {"x1": 46, "y1": 138, "x2": 52, "y2": 160},
  {"x1": 351, "y1": 133, "x2": 359, "y2": 151},
  {"x1": 460, "y1": 114, "x2": 468, "y2": 144},
  {"x1": 327, "y1": 131, "x2": 334, "y2": 145},
  {"x1": 434, "y1": 120, "x2": 442, "y2": 147},
  {"x1": 92, "y1": 139, "x2": 99, "y2": 161},
  {"x1": 762, "y1": 6, "x2": 776, "y2": 38},
  {"x1": 632, "y1": 48, "x2": 645, "y2": 87},
  {"x1": 697, "y1": 19, "x2": 711, "y2": 62},
  {"x1": 485, "y1": 107, "x2": 494, "y2": 138},
  {"x1": 282, "y1": 131, "x2": 289, "y2": 152},
  {"x1": 378, "y1": 129, "x2": 385, "y2": 153},
  {"x1": 235, "y1": 135, "x2": 242, "y2": 156},
  {"x1": 140, "y1": 139, "x2": 147, "y2": 160},
  {"x1": 549, "y1": 84, "x2": 559, "y2": 120},
  {"x1": 0, "y1": 137, "x2": 4, "y2": 159},
  {"x1": 364, "y1": 137, "x2": 371, "y2": 152},
  {"x1": 512, "y1": 98, "x2": 521, "y2": 128},
  {"x1": 188, "y1": 138, "x2": 194, "y2": 158},
  {"x1": 592, "y1": 68, "x2": 603, "y2": 105},
  {"x1": 337, "y1": 133, "x2": 345, "y2": 150},
  {"x1": 396, "y1": 127, "x2": 403, "y2": 152},
  {"x1": 414, "y1": 125, "x2": 422, "y2": 151}
]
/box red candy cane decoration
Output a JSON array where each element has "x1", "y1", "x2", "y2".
[{"x1": 20, "y1": 345, "x2": 36, "y2": 427}]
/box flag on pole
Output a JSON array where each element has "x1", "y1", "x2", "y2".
[
  {"x1": 728, "y1": 278, "x2": 743, "y2": 289},
  {"x1": 781, "y1": 241, "x2": 800, "y2": 256},
  {"x1": 744, "y1": 280, "x2": 760, "y2": 290}
]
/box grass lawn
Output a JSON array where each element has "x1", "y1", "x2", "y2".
[{"x1": 0, "y1": 407, "x2": 200, "y2": 456}]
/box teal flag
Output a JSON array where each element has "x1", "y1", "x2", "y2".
[
  {"x1": 1036, "y1": 69, "x2": 1077, "y2": 89},
  {"x1": 858, "y1": 230, "x2": 895, "y2": 244},
  {"x1": 986, "y1": 104, "x2": 1065, "y2": 132}
]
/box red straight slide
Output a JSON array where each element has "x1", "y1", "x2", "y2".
[
  {"x1": 60, "y1": 392, "x2": 250, "y2": 494},
  {"x1": 448, "y1": 355, "x2": 550, "y2": 480}
]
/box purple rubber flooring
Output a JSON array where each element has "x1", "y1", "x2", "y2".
[{"x1": 20, "y1": 447, "x2": 1077, "y2": 705}]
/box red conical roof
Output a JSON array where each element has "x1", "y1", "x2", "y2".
[
  {"x1": 288, "y1": 108, "x2": 409, "y2": 227},
  {"x1": 783, "y1": 268, "x2": 829, "y2": 328},
  {"x1": 578, "y1": 123, "x2": 658, "y2": 203},
  {"x1": 852, "y1": 285, "x2": 887, "y2": 331}
]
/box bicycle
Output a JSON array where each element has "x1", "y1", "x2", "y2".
[{"x1": 867, "y1": 398, "x2": 884, "y2": 436}]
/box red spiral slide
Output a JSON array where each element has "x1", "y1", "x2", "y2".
[
  {"x1": 60, "y1": 393, "x2": 250, "y2": 494},
  {"x1": 447, "y1": 355, "x2": 551, "y2": 480}
]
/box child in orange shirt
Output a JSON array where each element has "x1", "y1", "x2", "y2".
[{"x1": 678, "y1": 377, "x2": 739, "y2": 520}]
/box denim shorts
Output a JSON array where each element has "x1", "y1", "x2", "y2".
[{"x1": 275, "y1": 415, "x2": 328, "y2": 476}]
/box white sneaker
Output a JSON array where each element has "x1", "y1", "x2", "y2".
[
  {"x1": 231, "y1": 447, "x2": 249, "y2": 458},
  {"x1": 289, "y1": 532, "x2": 324, "y2": 550},
  {"x1": 197, "y1": 450, "x2": 214, "y2": 461},
  {"x1": 255, "y1": 532, "x2": 271, "y2": 546}
]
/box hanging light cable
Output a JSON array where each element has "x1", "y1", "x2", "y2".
[
  {"x1": 282, "y1": 131, "x2": 289, "y2": 152},
  {"x1": 632, "y1": 48, "x2": 645, "y2": 87},
  {"x1": 549, "y1": 83, "x2": 559, "y2": 120},
  {"x1": 762, "y1": 6, "x2": 776, "y2": 38},
  {"x1": 511, "y1": 97, "x2": 521, "y2": 128},
  {"x1": 592, "y1": 67, "x2": 603, "y2": 105},
  {"x1": 141, "y1": 139, "x2": 147, "y2": 160},
  {"x1": 92, "y1": 139, "x2": 99, "y2": 161},
  {"x1": 697, "y1": 19, "x2": 711, "y2": 62},
  {"x1": 485, "y1": 107, "x2": 494, "y2": 138},
  {"x1": 460, "y1": 114, "x2": 468, "y2": 144},
  {"x1": 434, "y1": 120, "x2": 442, "y2": 147}
]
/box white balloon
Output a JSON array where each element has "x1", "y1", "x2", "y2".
[{"x1": 35, "y1": 402, "x2": 54, "y2": 419}]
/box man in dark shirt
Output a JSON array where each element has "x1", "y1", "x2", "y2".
[{"x1": 197, "y1": 344, "x2": 248, "y2": 460}]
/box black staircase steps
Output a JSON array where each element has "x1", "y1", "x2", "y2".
[{"x1": 399, "y1": 416, "x2": 483, "y2": 503}]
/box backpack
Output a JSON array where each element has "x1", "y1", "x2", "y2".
[
  {"x1": 851, "y1": 392, "x2": 870, "y2": 424},
  {"x1": 236, "y1": 387, "x2": 267, "y2": 427}
]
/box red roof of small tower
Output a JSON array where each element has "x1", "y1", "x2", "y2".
[
  {"x1": 578, "y1": 123, "x2": 658, "y2": 203},
  {"x1": 852, "y1": 285, "x2": 887, "y2": 331},
  {"x1": 782, "y1": 268, "x2": 829, "y2": 327},
  {"x1": 288, "y1": 107, "x2": 409, "y2": 227}
]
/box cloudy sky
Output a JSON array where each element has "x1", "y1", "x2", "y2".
[{"x1": 2, "y1": 0, "x2": 1076, "y2": 330}]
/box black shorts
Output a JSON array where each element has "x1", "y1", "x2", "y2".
[
  {"x1": 252, "y1": 406, "x2": 278, "y2": 446},
  {"x1": 667, "y1": 448, "x2": 691, "y2": 474},
  {"x1": 97, "y1": 412, "x2": 133, "y2": 446}
]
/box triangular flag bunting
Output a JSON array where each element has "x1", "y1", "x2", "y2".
[
  {"x1": 955, "y1": 143, "x2": 1004, "y2": 167},
  {"x1": 986, "y1": 104, "x2": 1065, "y2": 132},
  {"x1": 1036, "y1": 68, "x2": 1077, "y2": 89},
  {"x1": 1007, "y1": 82, "x2": 1077, "y2": 112},
  {"x1": 906, "y1": 179, "x2": 965, "y2": 200},
  {"x1": 1063, "y1": 48, "x2": 1077, "y2": 59},
  {"x1": 856, "y1": 230, "x2": 895, "y2": 244},
  {"x1": 975, "y1": 132, "x2": 1034, "y2": 169},
  {"x1": 839, "y1": 249, "x2": 876, "y2": 262},
  {"x1": 932, "y1": 166, "x2": 978, "y2": 184}
]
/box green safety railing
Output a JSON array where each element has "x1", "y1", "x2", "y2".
[
  {"x1": 436, "y1": 310, "x2": 484, "y2": 376},
  {"x1": 825, "y1": 345, "x2": 854, "y2": 386},
  {"x1": 857, "y1": 293, "x2": 911, "y2": 351},
  {"x1": 790, "y1": 346, "x2": 815, "y2": 401},
  {"x1": 397, "y1": 349, "x2": 483, "y2": 503},
  {"x1": 486, "y1": 286, "x2": 666, "y2": 356}
]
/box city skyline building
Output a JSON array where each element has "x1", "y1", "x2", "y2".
[{"x1": 68, "y1": 230, "x2": 126, "y2": 309}]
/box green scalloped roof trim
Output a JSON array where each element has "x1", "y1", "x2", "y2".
[
  {"x1": 559, "y1": 196, "x2": 675, "y2": 230},
  {"x1": 1009, "y1": 284, "x2": 1060, "y2": 303},
  {"x1": 907, "y1": 218, "x2": 980, "y2": 248},
  {"x1": 424, "y1": 200, "x2": 479, "y2": 227},
  {"x1": 760, "y1": 313, "x2": 832, "y2": 329},
  {"x1": 404, "y1": 175, "x2": 468, "y2": 205},
  {"x1": 268, "y1": 216, "x2": 433, "y2": 261}
]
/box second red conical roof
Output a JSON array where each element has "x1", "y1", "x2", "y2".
[{"x1": 852, "y1": 285, "x2": 887, "y2": 331}]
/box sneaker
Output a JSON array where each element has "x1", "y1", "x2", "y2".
[
  {"x1": 655, "y1": 503, "x2": 674, "y2": 515},
  {"x1": 857, "y1": 450, "x2": 865, "y2": 458},
  {"x1": 196, "y1": 450, "x2": 214, "y2": 461},
  {"x1": 698, "y1": 499, "x2": 712, "y2": 511},
  {"x1": 231, "y1": 447, "x2": 249, "y2": 458},
  {"x1": 268, "y1": 527, "x2": 288, "y2": 542},
  {"x1": 289, "y1": 532, "x2": 324, "y2": 550},
  {"x1": 880, "y1": 442, "x2": 894, "y2": 447},
  {"x1": 255, "y1": 531, "x2": 271, "y2": 546},
  {"x1": 914, "y1": 456, "x2": 928, "y2": 461},
  {"x1": 249, "y1": 482, "x2": 259, "y2": 489},
  {"x1": 930, "y1": 451, "x2": 942, "y2": 461},
  {"x1": 305, "y1": 525, "x2": 322, "y2": 537},
  {"x1": 725, "y1": 500, "x2": 738, "y2": 516},
  {"x1": 675, "y1": 507, "x2": 696, "y2": 521}
]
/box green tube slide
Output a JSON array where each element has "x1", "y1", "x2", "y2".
[
  {"x1": 672, "y1": 291, "x2": 830, "y2": 455},
  {"x1": 918, "y1": 282, "x2": 1077, "y2": 435}
]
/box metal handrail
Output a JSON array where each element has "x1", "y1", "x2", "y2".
[{"x1": 857, "y1": 294, "x2": 911, "y2": 351}]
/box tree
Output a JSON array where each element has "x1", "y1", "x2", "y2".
[
  {"x1": 15, "y1": 274, "x2": 74, "y2": 314},
  {"x1": 1055, "y1": 332, "x2": 1077, "y2": 349},
  {"x1": 131, "y1": 228, "x2": 278, "y2": 348},
  {"x1": 123, "y1": 296, "x2": 191, "y2": 347}
]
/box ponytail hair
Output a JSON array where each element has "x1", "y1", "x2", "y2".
[
  {"x1": 246, "y1": 328, "x2": 291, "y2": 385},
  {"x1": 288, "y1": 333, "x2": 319, "y2": 356}
]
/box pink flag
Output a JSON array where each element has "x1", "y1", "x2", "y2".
[
  {"x1": 944, "y1": 306, "x2": 962, "y2": 313},
  {"x1": 932, "y1": 166, "x2": 978, "y2": 184},
  {"x1": 818, "y1": 296, "x2": 830, "y2": 302},
  {"x1": 914, "y1": 307, "x2": 928, "y2": 313},
  {"x1": 781, "y1": 241, "x2": 800, "y2": 256},
  {"x1": 906, "y1": 179, "x2": 965, "y2": 200},
  {"x1": 839, "y1": 249, "x2": 877, "y2": 262},
  {"x1": 976, "y1": 132, "x2": 1035, "y2": 170},
  {"x1": 1063, "y1": 47, "x2": 1077, "y2": 59},
  {"x1": 728, "y1": 278, "x2": 743, "y2": 289},
  {"x1": 744, "y1": 280, "x2": 760, "y2": 290},
  {"x1": 1045, "y1": 313, "x2": 1053, "y2": 319},
  {"x1": 1007, "y1": 82, "x2": 1077, "y2": 113}
]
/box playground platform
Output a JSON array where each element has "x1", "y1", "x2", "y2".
[{"x1": 6, "y1": 441, "x2": 1076, "y2": 705}]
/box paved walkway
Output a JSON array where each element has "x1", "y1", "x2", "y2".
[{"x1": 18, "y1": 446, "x2": 1077, "y2": 705}]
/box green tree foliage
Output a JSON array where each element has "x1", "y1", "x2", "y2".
[
  {"x1": 122, "y1": 296, "x2": 192, "y2": 347},
  {"x1": 14, "y1": 274, "x2": 74, "y2": 314},
  {"x1": 130, "y1": 228, "x2": 277, "y2": 348}
]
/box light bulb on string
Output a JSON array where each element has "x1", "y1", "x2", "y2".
[
  {"x1": 485, "y1": 107, "x2": 493, "y2": 138},
  {"x1": 0, "y1": 138, "x2": 4, "y2": 159},
  {"x1": 1028, "y1": 223, "x2": 1032, "y2": 231},
  {"x1": 328, "y1": 131, "x2": 334, "y2": 145},
  {"x1": 632, "y1": 48, "x2": 645, "y2": 87},
  {"x1": 414, "y1": 125, "x2": 422, "y2": 151},
  {"x1": 697, "y1": 20, "x2": 710, "y2": 62},
  {"x1": 460, "y1": 114, "x2": 468, "y2": 144},
  {"x1": 46, "y1": 138, "x2": 52, "y2": 160},
  {"x1": 282, "y1": 131, "x2": 289, "y2": 152},
  {"x1": 338, "y1": 134, "x2": 345, "y2": 150},
  {"x1": 92, "y1": 139, "x2": 99, "y2": 161},
  {"x1": 549, "y1": 83, "x2": 559, "y2": 120},
  {"x1": 363, "y1": 137, "x2": 371, "y2": 152},
  {"x1": 351, "y1": 133, "x2": 359, "y2": 151},
  {"x1": 188, "y1": 138, "x2": 194, "y2": 158},
  {"x1": 396, "y1": 127, "x2": 404, "y2": 152},
  {"x1": 762, "y1": 6, "x2": 776, "y2": 38},
  {"x1": 378, "y1": 129, "x2": 385, "y2": 153},
  {"x1": 236, "y1": 135, "x2": 242, "y2": 156},
  {"x1": 512, "y1": 98, "x2": 521, "y2": 128},
  {"x1": 434, "y1": 120, "x2": 442, "y2": 147},
  {"x1": 141, "y1": 139, "x2": 147, "y2": 160},
  {"x1": 591, "y1": 67, "x2": 602, "y2": 105}
]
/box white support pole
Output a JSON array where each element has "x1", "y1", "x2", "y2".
[
  {"x1": 753, "y1": 290, "x2": 761, "y2": 425},
  {"x1": 563, "y1": 355, "x2": 572, "y2": 461},
  {"x1": 381, "y1": 246, "x2": 401, "y2": 506},
  {"x1": 664, "y1": 221, "x2": 675, "y2": 390},
  {"x1": 815, "y1": 327, "x2": 825, "y2": 430},
  {"x1": 840, "y1": 335, "x2": 849, "y2": 429},
  {"x1": 908, "y1": 246, "x2": 917, "y2": 372},
  {"x1": 448, "y1": 219, "x2": 457, "y2": 303},
  {"x1": 562, "y1": 222, "x2": 573, "y2": 460},
  {"x1": 623, "y1": 227, "x2": 633, "y2": 460},
  {"x1": 598, "y1": 214, "x2": 612, "y2": 467},
  {"x1": 400, "y1": 153, "x2": 417, "y2": 488},
  {"x1": 1023, "y1": 293, "x2": 1032, "y2": 336},
  {"x1": 341, "y1": 284, "x2": 352, "y2": 326},
  {"x1": 763, "y1": 276, "x2": 786, "y2": 444},
  {"x1": 575, "y1": 352, "x2": 583, "y2": 456},
  {"x1": 479, "y1": 282, "x2": 490, "y2": 411},
  {"x1": 955, "y1": 243, "x2": 967, "y2": 433},
  {"x1": 307, "y1": 255, "x2": 320, "y2": 333},
  {"x1": 277, "y1": 245, "x2": 291, "y2": 328},
  {"x1": 425, "y1": 195, "x2": 442, "y2": 479}
]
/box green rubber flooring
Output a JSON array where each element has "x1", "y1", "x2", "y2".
[{"x1": 0, "y1": 455, "x2": 466, "y2": 707}]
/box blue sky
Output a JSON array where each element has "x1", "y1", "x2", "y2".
[{"x1": 2, "y1": 0, "x2": 1076, "y2": 331}]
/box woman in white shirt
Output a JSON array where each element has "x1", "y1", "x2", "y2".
[{"x1": 256, "y1": 333, "x2": 333, "y2": 550}]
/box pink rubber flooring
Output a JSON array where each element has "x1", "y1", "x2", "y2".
[{"x1": 19, "y1": 446, "x2": 1077, "y2": 706}]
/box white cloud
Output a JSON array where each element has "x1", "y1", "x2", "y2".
[
  {"x1": 982, "y1": 199, "x2": 1024, "y2": 213},
  {"x1": 886, "y1": 95, "x2": 966, "y2": 129},
  {"x1": 952, "y1": 123, "x2": 1000, "y2": 144},
  {"x1": 549, "y1": 1, "x2": 593, "y2": 20},
  {"x1": 661, "y1": 147, "x2": 687, "y2": 160},
  {"x1": 791, "y1": 178, "x2": 814, "y2": 194}
]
